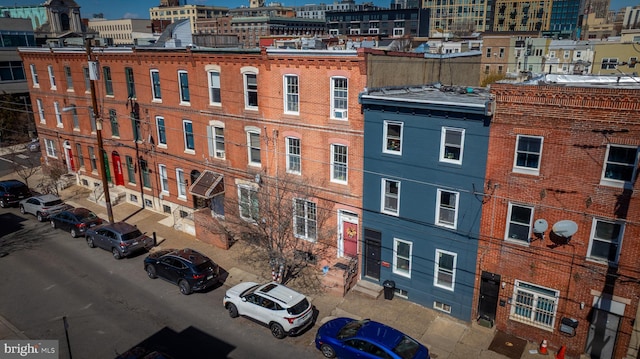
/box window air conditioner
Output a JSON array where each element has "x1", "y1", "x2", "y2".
[
  {"x1": 216, "y1": 150, "x2": 225, "y2": 158},
  {"x1": 334, "y1": 109, "x2": 347, "y2": 119}
]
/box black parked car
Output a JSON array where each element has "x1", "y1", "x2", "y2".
[
  {"x1": 85, "y1": 222, "x2": 154, "y2": 259},
  {"x1": 50, "y1": 208, "x2": 103, "y2": 238},
  {"x1": 0, "y1": 180, "x2": 31, "y2": 208},
  {"x1": 144, "y1": 248, "x2": 220, "y2": 295}
]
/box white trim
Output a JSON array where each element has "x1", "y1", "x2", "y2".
[
  {"x1": 381, "y1": 178, "x2": 400, "y2": 216},
  {"x1": 383, "y1": 121, "x2": 403, "y2": 155},
  {"x1": 434, "y1": 249, "x2": 456, "y2": 291},
  {"x1": 505, "y1": 203, "x2": 533, "y2": 244},
  {"x1": 439, "y1": 127, "x2": 465, "y2": 164},
  {"x1": 513, "y1": 134, "x2": 543, "y2": 175},
  {"x1": 330, "y1": 143, "x2": 348, "y2": 184},
  {"x1": 586, "y1": 218, "x2": 624, "y2": 265},
  {"x1": 150, "y1": 69, "x2": 162, "y2": 101},
  {"x1": 283, "y1": 74, "x2": 299, "y2": 115},
  {"x1": 392, "y1": 238, "x2": 412, "y2": 278},
  {"x1": 435, "y1": 189, "x2": 458, "y2": 229}
]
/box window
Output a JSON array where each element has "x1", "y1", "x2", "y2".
[
  {"x1": 294, "y1": 198, "x2": 317, "y2": 241},
  {"x1": 183, "y1": 120, "x2": 194, "y2": 151},
  {"x1": 331, "y1": 77, "x2": 348, "y2": 119},
  {"x1": 511, "y1": 280, "x2": 558, "y2": 330},
  {"x1": 176, "y1": 169, "x2": 187, "y2": 198},
  {"x1": 499, "y1": 48, "x2": 505, "y2": 58},
  {"x1": 140, "y1": 159, "x2": 151, "y2": 188},
  {"x1": 284, "y1": 75, "x2": 299, "y2": 114},
  {"x1": 384, "y1": 121, "x2": 402, "y2": 154},
  {"x1": 587, "y1": 219, "x2": 623, "y2": 264},
  {"x1": 109, "y1": 109, "x2": 119, "y2": 137},
  {"x1": 131, "y1": 111, "x2": 141, "y2": 141},
  {"x1": 601, "y1": 58, "x2": 617, "y2": 70},
  {"x1": 178, "y1": 70, "x2": 190, "y2": 103},
  {"x1": 600, "y1": 144, "x2": 638, "y2": 187},
  {"x1": 629, "y1": 57, "x2": 637, "y2": 68},
  {"x1": 89, "y1": 106, "x2": 96, "y2": 132},
  {"x1": 238, "y1": 185, "x2": 259, "y2": 221},
  {"x1": 125, "y1": 67, "x2": 136, "y2": 98},
  {"x1": 54, "y1": 102, "x2": 62, "y2": 127},
  {"x1": 126, "y1": 156, "x2": 135, "y2": 183},
  {"x1": 381, "y1": 179, "x2": 400, "y2": 215},
  {"x1": 440, "y1": 127, "x2": 464, "y2": 164},
  {"x1": 88, "y1": 146, "x2": 96, "y2": 171},
  {"x1": 47, "y1": 65, "x2": 56, "y2": 89},
  {"x1": 36, "y1": 99, "x2": 45, "y2": 123},
  {"x1": 103, "y1": 66, "x2": 113, "y2": 96},
  {"x1": 331, "y1": 144, "x2": 347, "y2": 183},
  {"x1": 208, "y1": 125, "x2": 225, "y2": 159},
  {"x1": 393, "y1": 238, "x2": 411, "y2": 277},
  {"x1": 150, "y1": 69, "x2": 161, "y2": 100},
  {"x1": 83, "y1": 66, "x2": 90, "y2": 92},
  {"x1": 70, "y1": 106, "x2": 79, "y2": 129},
  {"x1": 44, "y1": 138, "x2": 57, "y2": 158},
  {"x1": 506, "y1": 203, "x2": 533, "y2": 243},
  {"x1": 64, "y1": 66, "x2": 73, "y2": 90},
  {"x1": 486, "y1": 47, "x2": 492, "y2": 58},
  {"x1": 156, "y1": 117, "x2": 167, "y2": 146},
  {"x1": 286, "y1": 137, "x2": 301, "y2": 174},
  {"x1": 208, "y1": 70, "x2": 221, "y2": 104},
  {"x1": 244, "y1": 72, "x2": 258, "y2": 109},
  {"x1": 75, "y1": 143, "x2": 84, "y2": 167},
  {"x1": 434, "y1": 249, "x2": 456, "y2": 290},
  {"x1": 513, "y1": 135, "x2": 543, "y2": 175},
  {"x1": 158, "y1": 165, "x2": 169, "y2": 193},
  {"x1": 29, "y1": 64, "x2": 39, "y2": 86},
  {"x1": 247, "y1": 131, "x2": 261, "y2": 166},
  {"x1": 436, "y1": 189, "x2": 458, "y2": 229}
]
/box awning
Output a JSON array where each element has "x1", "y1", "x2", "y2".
[{"x1": 189, "y1": 170, "x2": 224, "y2": 199}]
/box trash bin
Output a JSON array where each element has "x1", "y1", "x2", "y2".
[{"x1": 383, "y1": 280, "x2": 395, "y2": 300}]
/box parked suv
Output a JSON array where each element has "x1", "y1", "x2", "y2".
[
  {"x1": 144, "y1": 248, "x2": 220, "y2": 295},
  {"x1": 19, "y1": 194, "x2": 72, "y2": 221},
  {"x1": 85, "y1": 222, "x2": 154, "y2": 259},
  {"x1": 0, "y1": 180, "x2": 31, "y2": 208},
  {"x1": 223, "y1": 281, "x2": 314, "y2": 339}
]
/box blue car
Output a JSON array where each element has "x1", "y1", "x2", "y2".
[{"x1": 315, "y1": 318, "x2": 430, "y2": 359}]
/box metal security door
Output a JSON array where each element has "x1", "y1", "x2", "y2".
[
  {"x1": 364, "y1": 228, "x2": 381, "y2": 280},
  {"x1": 585, "y1": 308, "x2": 620, "y2": 359},
  {"x1": 478, "y1": 271, "x2": 500, "y2": 322}
]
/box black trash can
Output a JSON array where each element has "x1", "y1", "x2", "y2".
[{"x1": 383, "y1": 280, "x2": 395, "y2": 300}]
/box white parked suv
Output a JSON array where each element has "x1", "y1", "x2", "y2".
[{"x1": 223, "y1": 281, "x2": 314, "y2": 339}]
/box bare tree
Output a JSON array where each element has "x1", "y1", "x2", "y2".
[
  {"x1": 0, "y1": 94, "x2": 30, "y2": 146},
  {"x1": 37, "y1": 159, "x2": 68, "y2": 196},
  {"x1": 6, "y1": 144, "x2": 41, "y2": 189}
]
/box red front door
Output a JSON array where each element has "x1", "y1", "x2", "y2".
[
  {"x1": 343, "y1": 221, "x2": 358, "y2": 258},
  {"x1": 66, "y1": 148, "x2": 75, "y2": 171},
  {"x1": 112, "y1": 152, "x2": 124, "y2": 186}
]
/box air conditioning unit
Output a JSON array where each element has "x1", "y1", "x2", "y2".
[
  {"x1": 216, "y1": 150, "x2": 225, "y2": 158},
  {"x1": 334, "y1": 109, "x2": 348, "y2": 119}
]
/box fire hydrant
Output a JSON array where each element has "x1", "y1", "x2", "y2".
[{"x1": 539, "y1": 339, "x2": 548, "y2": 355}]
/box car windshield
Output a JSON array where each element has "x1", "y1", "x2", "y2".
[
  {"x1": 393, "y1": 336, "x2": 421, "y2": 359},
  {"x1": 121, "y1": 229, "x2": 143, "y2": 241},
  {"x1": 195, "y1": 260, "x2": 216, "y2": 272},
  {"x1": 287, "y1": 298, "x2": 309, "y2": 315},
  {"x1": 78, "y1": 211, "x2": 98, "y2": 221},
  {"x1": 44, "y1": 199, "x2": 63, "y2": 206},
  {"x1": 337, "y1": 319, "x2": 368, "y2": 339}
]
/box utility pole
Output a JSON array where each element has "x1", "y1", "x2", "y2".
[{"x1": 86, "y1": 39, "x2": 114, "y2": 223}]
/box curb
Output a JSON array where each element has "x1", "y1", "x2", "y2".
[{"x1": 0, "y1": 315, "x2": 28, "y2": 340}]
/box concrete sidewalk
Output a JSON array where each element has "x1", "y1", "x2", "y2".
[{"x1": 0, "y1": 176, "x2": 556, "y2": 358}]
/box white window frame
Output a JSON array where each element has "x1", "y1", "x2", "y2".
[
  {"x1": 393, "y1": 28, "x2": 404, "y2": 36},
  {"x1": 247, "y1": 129, "x2": 261, "y2": 166},
  {"x1": 383, "y1": 121, "x2": 403, "y2": 155},
  {"x1": 176, "y1": 168, "x2": 187, "y2": 199},
  {"x1": 208, "y1": 123, "x2": 225, "y2": 159},
  {"x1": 283, "y1": 74, "x2": 299, "y2": 115},
  {"x1": 600, "y1": 144, "x2": 638, "y2": 188},
  {"x1": 238, "y1": 184, "x2": 259, "y2": 222},
  {"x1": 30, "y1": 64, "x2": 39, "y2": 87},
  {"x1": 505, "y1": 203, "x2": 533, "y2": 243},
  {"x1": 293, "y1": 198, "x2": 317, "y2": 241},
  {"x1": 331, "y1": 144, "x2": 348, "y2": 184},
  {"x1": 440, "y1": 127, "x2": 465, "y2": 164},
  {"x1": 330, "y1": 77, "x2": 348, "y2": 120},
  {"x1": 242, "y1": 68, "x2": 259, "y2": 110},
  {"x1": 381, "y1": 178, "x2": 400, "y2": 216},
  {"x1": 44, "y1": 138, "x2": 57, "y2": 158},
  {"x1": 178, "y1": 70, "x2": 190, "y2": 104},
  {"x1": 37, "y1": 99, "x2": 45, "y2": 123},
  {"x1": 156, "y1": 116, "x2": 167, "y2": 147},
  {"x1": 150, "y1": 69, "x2": 162, "y2": 101},
  {"x1": 435, "y1": 189, "x2": 459, "y2": 229},
  {"x1": 392, "y1": 238, "x2": 412, "y2": 277},
  {"x1": 286, "y1": 137, "x2": 301, "y2": 174},
  {"x1": 159, "y1": 164, "x2": 169, "y2": 193},
  {"x1": 434, "y1": 249, "x2": 457, "y2": 290},
  {"x1": 207, "y1": 69, "x2": 221, "y2": 106},
  {"x1": 54, "y1": 102, "x2": 62, "y2": 127},
  {"x1": 183, "y1": 120, "x2": 194, "y2": 152},
  {"x1": 513, "y1": 135, "x2": 543, "y2": 175},
  {"x1": 47, "y1": 65, "x2": 56, "y2": 90},
  {"x1": 510, "y1": 280, "x2": 559, "y2": 330},
  {"x1": 587, "y1": 218, "x2": 623, "y2": 265}
]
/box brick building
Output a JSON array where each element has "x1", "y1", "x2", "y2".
[{"x1": 474, "y1": 76, "x2": 640, "y2": 358}]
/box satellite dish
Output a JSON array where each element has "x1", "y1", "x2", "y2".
[
  {"x1": 552, "y1": 220, "x2": 578, "y2": 237},
  {"x1": 533, "y1": 219, "x2": 548, "y2": 234}
]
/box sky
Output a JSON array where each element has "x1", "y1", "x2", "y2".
[{"x1": 0, "y1": 0, "x2": 637, "y2": 20}]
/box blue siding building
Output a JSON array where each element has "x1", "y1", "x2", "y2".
[{"x1": 359, "y1": 85, "x2": 494, "y2": 321}]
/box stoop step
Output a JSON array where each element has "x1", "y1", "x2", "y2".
[{"x1": 351, "y1": 280, "x2": 383, "y2": 299}]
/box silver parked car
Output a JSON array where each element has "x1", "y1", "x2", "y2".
[
  {"x1": 19, "y1": 194, "x2": 72, "y2": 222},
  {"x1": 85, "y1": 222, "x2": 154, "y2": 259}
]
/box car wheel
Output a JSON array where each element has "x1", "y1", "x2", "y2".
[
  {"x1": 19, "y1": 205, "x2": 25, "y2": 214},
  {"x1": 320, "y1": 344, "x2": 336, "y2": 358},
  {"x1": 70, "y1": 228, "x2": 78, "y2": 238},
  {"x1": 178, "y1": 280, "x2": 192, "y2": 295},
  {"x1": 112, "y1": 248, "x2": 122, "y2": 260},
  {"x1": 50, "y1": 220, "x2": 57, "y2": 229},
  {"x1": 227, "y1": 303, "x2": 239, "y2": 318},
  {"x1": 36, "y1": 212, "x2": 44, "y2": 222},
  {"x1": 86, "y1": 236, "x2": 95, "y2": 248},
  {"x1": 270, "y1": 323, "x2": 286, "y2": 339},
  {"x1": 146, "y1": 265, "x2": 157, "y2": 279}
]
